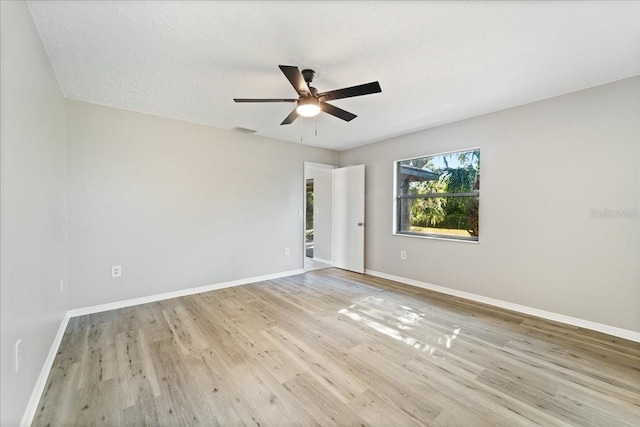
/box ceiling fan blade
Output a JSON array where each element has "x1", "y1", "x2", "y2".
[
  {"x1": 280, "y1": 108, "x2": 299, "y2": 125},
  {"x1": 279, "y1": 65, "x2": 310, "y2": 96},
  {"x1": 234, "y1": 98, "x2": 297, "y2": 103},
  {"x1": 320, "y1": 102, "x2": 357, "y2": 122},
  {"x1": 318, "y1": 81, "x2": 381, "y2": 102}
]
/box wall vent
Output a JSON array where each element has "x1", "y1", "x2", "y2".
[{"x1": 232, "y1": 126, "x2": 257, "y2": 134}]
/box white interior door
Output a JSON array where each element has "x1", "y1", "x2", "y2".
[{"x1": 333, "y1": 164, "x2": 365, "y2": 273}]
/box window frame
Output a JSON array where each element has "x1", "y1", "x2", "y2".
[{"x1": 392, "y1": 147, "x2": 481, "y2": 243}]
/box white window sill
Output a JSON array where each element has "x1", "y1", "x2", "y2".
[{"x1": 392, "y1": 232, "x2": 480, "y2": 244}]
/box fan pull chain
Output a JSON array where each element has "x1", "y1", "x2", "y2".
[
  {"x1": 300, "y1": 116, "x2": 303, "y2": 143},
  {"x1": 315, "y1": 118, "x2": 318, "y2": 136}
]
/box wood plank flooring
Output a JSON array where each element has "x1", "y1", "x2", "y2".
[{"x1": 33, "y1": 268, "x2": 640, "y2": 426}]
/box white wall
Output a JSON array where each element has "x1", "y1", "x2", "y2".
[
  {"x1": 305, "y1": 164, "x2": 336, "y2": 263},
  {"x1": 340, "y1": 76, "x2": 640, "y2": 333},
  {"x1": 0, "y1": 2, "x2": 68, "y2": 425},
  {"x1": 66, "y1": 100, "x2": 338, "y2": 309}
]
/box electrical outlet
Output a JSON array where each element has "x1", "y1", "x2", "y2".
[
  {"x1": 60, "y1": 278, "x2": 64, "y2": 293},
  {"x1": 111, "y1": 265, "x2": 122, "y2": 278},
  {"x1": 14, "y1": 339, "x2": 22, "y2": 372},
  {"x1": 284, "y1": 247, "x2": 290, "y2": 256},
  {"x1": 400, "y1": 250, "x2": 407, "y2": 260}
]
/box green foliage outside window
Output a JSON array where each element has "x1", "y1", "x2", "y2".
[{"x1": 398, "y1": 149, "x2": 480, "y2": 240}]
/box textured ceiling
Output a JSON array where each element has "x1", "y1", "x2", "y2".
[{"x1": 28, "y1": 1, "x2": 640, "y2": 151}]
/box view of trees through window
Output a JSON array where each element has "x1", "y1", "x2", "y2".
[{"x1": 396, "y1": 148, "x2": 480, "y2": 241}]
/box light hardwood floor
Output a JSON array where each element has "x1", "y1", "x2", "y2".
[{"x1": 34, "y1": 268, "x2": 640, "y2": 426}]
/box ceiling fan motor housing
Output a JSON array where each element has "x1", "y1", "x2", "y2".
[{"x1": 301, "y1": 69, "x2": 315, "y2": 83}]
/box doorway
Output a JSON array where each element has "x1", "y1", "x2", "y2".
[
  {"x1": 305, "y1": 178, "x2": 314, "y2": 258},
  {"x1": 303, "y1": 162, "x2": 336, "y2": 271}
]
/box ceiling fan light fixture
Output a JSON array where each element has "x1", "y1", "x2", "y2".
[{"x1": 296, "y1": 98, "x2": 321, "y2": 117}]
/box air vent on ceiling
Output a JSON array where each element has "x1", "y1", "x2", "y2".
[{"x1": 232, "y1": 126, "x2": 257, "y2": 134}]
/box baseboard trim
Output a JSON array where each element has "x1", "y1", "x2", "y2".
[
  {"x1": 20, "y1": 311, "x2": 71, "y2": 427},
  {"x1": 365, "y1": 269, "x2": 640, "y2": 343},
  {"x1": 312, "y1": 257, "x2": 333, "y2": 265},
  {"x1": 21, "y1": 268, "x2": 305, "y2": 426},
  {"x1": 68, "y1": 269, "x2": 305, "y2": 318}
]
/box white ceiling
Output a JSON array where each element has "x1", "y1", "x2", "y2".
[{"x1": 28, "y1": 1, "x2": 640, "y2": 151}]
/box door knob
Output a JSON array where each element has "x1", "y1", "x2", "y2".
[{"x1": 357, "y1": 222, "x2": 364, "y2": 226}]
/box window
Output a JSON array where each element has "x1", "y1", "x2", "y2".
[{"x1": 395, "y1": 148, "x2": 480, "y2": 241}]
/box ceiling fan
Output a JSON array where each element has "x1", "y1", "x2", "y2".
[{"x1": 234, "y1": 65, "x2": 382, "y2": 125}]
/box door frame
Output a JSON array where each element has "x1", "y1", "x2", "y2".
[{"x1": 303, "y1": 162, "x2": 338, "y2": 269}]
